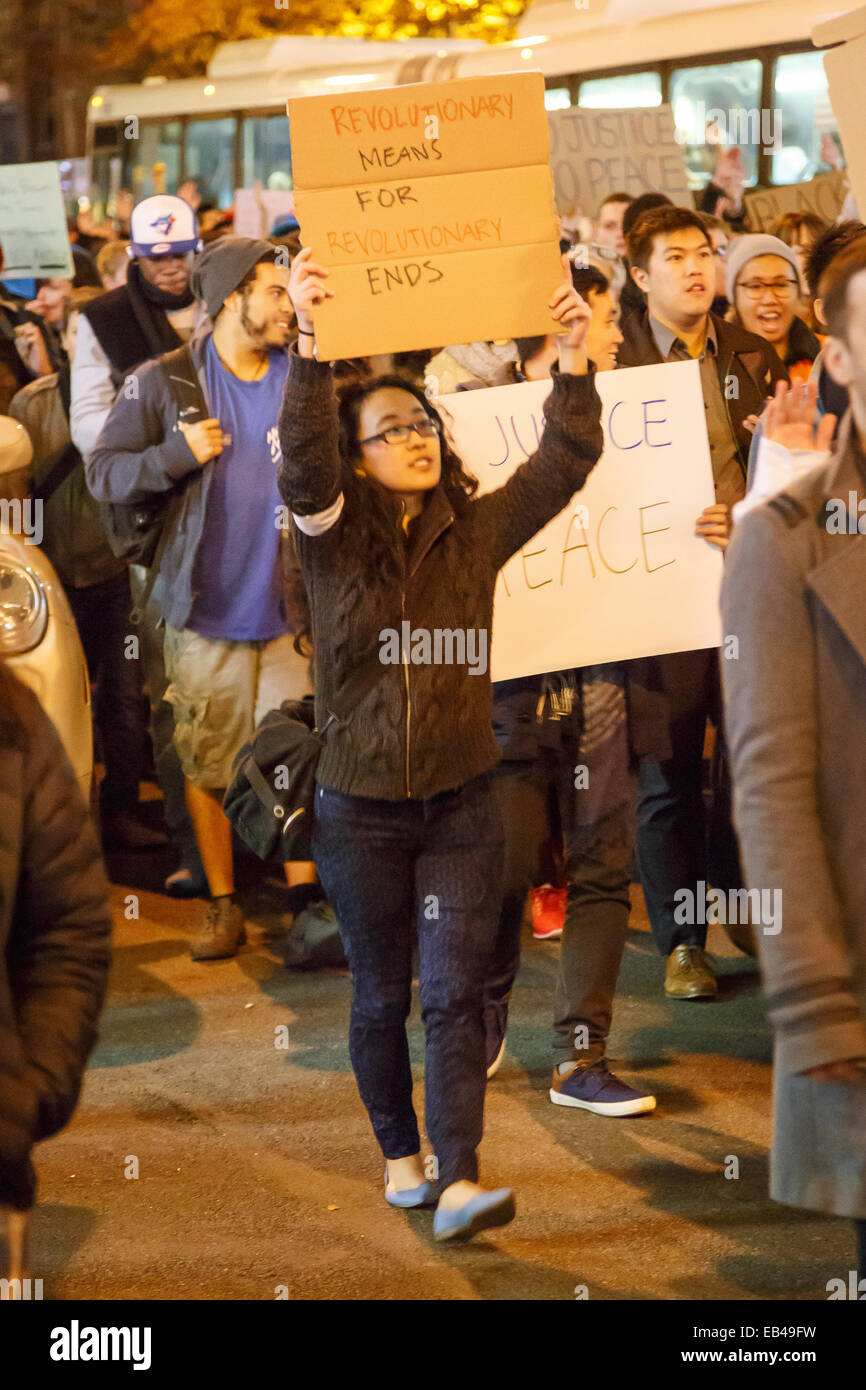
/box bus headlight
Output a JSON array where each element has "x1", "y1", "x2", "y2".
[{"x1": 0, "y1": 558, "x2": 48, "y2": 655}]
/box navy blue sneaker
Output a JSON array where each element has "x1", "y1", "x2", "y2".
[{"x1": 550, "y1": 1059, "x2": 656, "y2": 1116}]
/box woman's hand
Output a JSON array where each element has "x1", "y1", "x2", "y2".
[
  {"x1": 762, "y1": 379, "x2": 836, "y2": 453},
  {"x1": 695, "y1": 502, "x2": 730, "y2": 552},
  {"x1": 288, "y1": 245, "x2": 334, "y2": 350},
  {"x1": 14, "y1": 322, "x2": 52, "y2": 377},
  {"x1": 551, "y1": 255, "x2": 591, "y2": 374}
]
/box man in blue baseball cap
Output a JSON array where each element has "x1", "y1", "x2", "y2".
[{"x1": 68, "y1": 192, "x2": 207, "y2": 883}]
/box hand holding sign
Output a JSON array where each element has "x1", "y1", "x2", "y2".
[
  {"x1": 550, "y1": 254, "x2": 590, "y2": 374},
  {"x1": 289, "y1": 246, "x2": 334, "y2": 352}
]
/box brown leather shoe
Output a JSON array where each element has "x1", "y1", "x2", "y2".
[
  {"x1": 665, "y1": 944, "x2": 717, "y2": 999},
  {"x1": 191, "y1": 898, "x2": 246, "y2": 961}
]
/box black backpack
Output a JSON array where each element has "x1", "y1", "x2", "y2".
[{"x1": 101, "y1": 343, "x2": 207, "y2": 569}]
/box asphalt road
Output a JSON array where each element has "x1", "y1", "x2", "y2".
[{"x1": 27, "y1": 835, "x2": 856, "y2": 1303}]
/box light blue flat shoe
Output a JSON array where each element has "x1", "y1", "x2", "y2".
[
  {"x1": 384, "y1": 1164, "x2": 437, "y2": 1209},
  {"x1": 433, "y1": 1187, "x2": 516, "y2": 1242}
]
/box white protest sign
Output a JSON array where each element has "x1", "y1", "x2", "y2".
[
  {"x1": 437, "y1": 360, "x2": 723, "y2": 681},
  {"x1": 0, "y1": 162, "x2": 73, "y2": 279},
  {"x1": 233, "y1": 188, "x2": 295, "y2": 240}
]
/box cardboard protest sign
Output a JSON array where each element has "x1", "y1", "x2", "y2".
[
  {"x1": 547, "y1": 105, "x2": 693, "y2": 219},
  {"x1": 436, "y1": 359, "x2": 723, "y2": 681},
  {"x1": 233, "y1": 188, "x2": 295, "y2": 240},
  {"x1": 824, "y1": 34, "x2": 866, "y2": 225},
  {"x1": 287, "y1": 73, "x2": 562, "y2": 359},
  {"x1": 744, "y1": 170, "x2": 848, "y2": 231},
  {"x1": 0, "y1": 162, "x2": 73, "y2": 279}
]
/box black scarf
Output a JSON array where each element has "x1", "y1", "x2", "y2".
[{"x1": 81, "y1": 261, "x2": 193, "y2": 383}]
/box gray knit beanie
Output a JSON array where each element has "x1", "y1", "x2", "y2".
[
  {"x1": 726, "y1": 234, "x2": 800, "y2": 303},
  {"x1": 191, "y1": 237, "x2": 277, "y2": 321}
]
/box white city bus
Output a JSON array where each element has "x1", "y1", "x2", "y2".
[{"x1": 84, "y1": 0, "x2": 848, "y2": 214}]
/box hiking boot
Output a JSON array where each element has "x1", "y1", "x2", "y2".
[
  {"x1": 190, "y1": 897, "x2": 245, "y2": 961},
  {"x1": 665, "y1": 944, "x2": 717, "y2": 999}
]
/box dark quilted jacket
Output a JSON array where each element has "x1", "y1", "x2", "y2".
[
  {"x1": 0, "y1": 668, "x2": 112, "y2": 1208},
  {"x1": 278, "y1": 348, "x2": 605, "y2": 801}
]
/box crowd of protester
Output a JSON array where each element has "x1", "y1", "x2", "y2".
[{"x1": 1, "y1": 148, "x2": 865, "y2": 1260}]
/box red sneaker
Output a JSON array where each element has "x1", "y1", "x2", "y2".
[{"x1": 531, "y1": 885, "x2": 567, "y2": 940}]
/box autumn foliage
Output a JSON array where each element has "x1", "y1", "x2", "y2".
[{"x1": 101, "y1": 0, "x2": 530, "y2": 78}]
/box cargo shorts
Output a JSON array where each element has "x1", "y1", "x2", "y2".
[{"x1": 163, "y1": 625, "x2": 312, "y2": 790}]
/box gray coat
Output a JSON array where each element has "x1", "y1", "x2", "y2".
[{"x1": 721, "y1": 412, "x2": 866, "y2": 1219}]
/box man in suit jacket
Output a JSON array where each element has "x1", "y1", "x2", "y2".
[{"x1": 616, "y1": 205, "x2": 788, "y2": 1001}]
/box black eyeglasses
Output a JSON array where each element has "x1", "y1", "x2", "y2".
[
  {"x1": 359, "y1": 418, "x2": 442, "y2": 448},
  {"x1": 736, "y1": 278, "x2": 799, "y2": 300}
]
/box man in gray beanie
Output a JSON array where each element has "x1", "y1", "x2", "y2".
[{"x1": 86, "y1": 235, "x2": 320, "y2": 961}]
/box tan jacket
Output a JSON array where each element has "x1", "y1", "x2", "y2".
[{"x1": 722, "y1": 412, "x2": 866, "y2": 1217}]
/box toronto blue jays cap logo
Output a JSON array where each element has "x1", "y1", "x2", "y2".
[{"x1": 151, "y1": 213, "x2": 176, "y2": 235}]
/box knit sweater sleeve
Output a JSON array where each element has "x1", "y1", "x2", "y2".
[
  {"x1": 472, "y1": 366, "x2": 604, "y2": 572},
  {"x1": 277, "y1": 348, "x2": 343, "y2": 517}
]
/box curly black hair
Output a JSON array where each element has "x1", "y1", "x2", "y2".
[{"x1": 291, "y1": 374, "x2": 479, "y2": 656}]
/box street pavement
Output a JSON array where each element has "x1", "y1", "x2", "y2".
[{"x1": 29, "y1": 840, "x2": 856, "y2": 1303}]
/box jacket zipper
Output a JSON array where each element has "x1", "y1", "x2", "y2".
[{"x1": 400, "y1": 503, "x2": 412, "y2": 798}]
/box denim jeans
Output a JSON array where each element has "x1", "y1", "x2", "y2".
[
  {"x1": 311, "y1": 773, "x2": 504, "y2": 1189},
  {"x1": 66, "y1": 573, "x2": 147, "y2": 816}
]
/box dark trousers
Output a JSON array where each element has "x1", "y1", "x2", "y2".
[
  {"x1": 129, "y1": 568, "x2": 204, "y2": 876},
  {"x1": 66, "y1": 573, "x2": 147, "y2": 816},
  {"x1": 487, "y1": 751, "x2": 635, "y2": 1065},
  {"x1": 635, "y1": 648, "x2": 742, "y2": 958},
  {"x1": 311, "y1": 773, "x2": 504, "y2": 1190}
]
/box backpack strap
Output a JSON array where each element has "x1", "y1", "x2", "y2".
[{"x1": 130, "y1": 342, "x2": 208, "y2": 624}]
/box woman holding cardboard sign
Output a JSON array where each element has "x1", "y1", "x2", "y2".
[{"x1": 278, "y1": 246, "x2": 602, "y2": 1243}]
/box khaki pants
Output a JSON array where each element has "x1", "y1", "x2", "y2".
[{"x1": 163, "y1": 626, "x2": 311, "y2": 790}]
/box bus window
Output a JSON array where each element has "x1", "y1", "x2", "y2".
[
  {"x1": 578, "y1": 73, "x2": 662, "y2": 108},
  {"x1": 241, "y1": 114, "x2": 292, "y2": 191},
  {"x1": 544, "y1": 88, "x2": 572, "y2": 112},
  {"x1": 670, "y1": 60, "x2": 762, "y2": 189},
  {"x1": 772, "y1": 52, "x2": 838, "y2": 185},
  {"x1": 184, "y1": 117, "x2": 236, "y2": 208},
  {"x1": 129, "y1": 121, "x2": 182, "y2": 200}
]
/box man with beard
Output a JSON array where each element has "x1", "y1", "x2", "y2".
[{"x1": 86, "y1": 239, "x2": 314, "y2": 961}]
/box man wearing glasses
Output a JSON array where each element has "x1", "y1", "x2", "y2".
[{"x1": 726, "y1": 234, "x2": 822, "y2": 385}]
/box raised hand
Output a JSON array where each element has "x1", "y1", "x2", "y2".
[
  {"x1": 288, "y1": 245, "x2": 334, "y2": 335},
  {"x1": 763, "y1": 380, "x2": 836, "y2": 454}
]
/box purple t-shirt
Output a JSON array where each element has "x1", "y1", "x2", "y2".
[{"x1": 189, "y1": 338, "x2": 288, "y2": 642}]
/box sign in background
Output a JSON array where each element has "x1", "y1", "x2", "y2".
[
  {"x1": 0, "y1": 162, "x2": 74, "y2": 279},
  {"x1": 744, "y1": 169, "x2": 848, "y2": 231},
  {"x1": 824, "y1": 35, "x2": 866, "y2": 227},
  {"x1": 547, "y1": 104, "x2": 693, "y2": 218},
  {"x1": 288, "y1": 72, "x2": 563, "y2": 359},
  {"x1": 233, "y1": 187, "x2": 295, "y2": 240},
  {"x1": 437, "y1": 360, "x2": 723, "y2": 681}
]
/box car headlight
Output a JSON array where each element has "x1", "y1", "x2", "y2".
[{"x1": 0, "y1": 557, "x2": 48, "y2": 655}]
